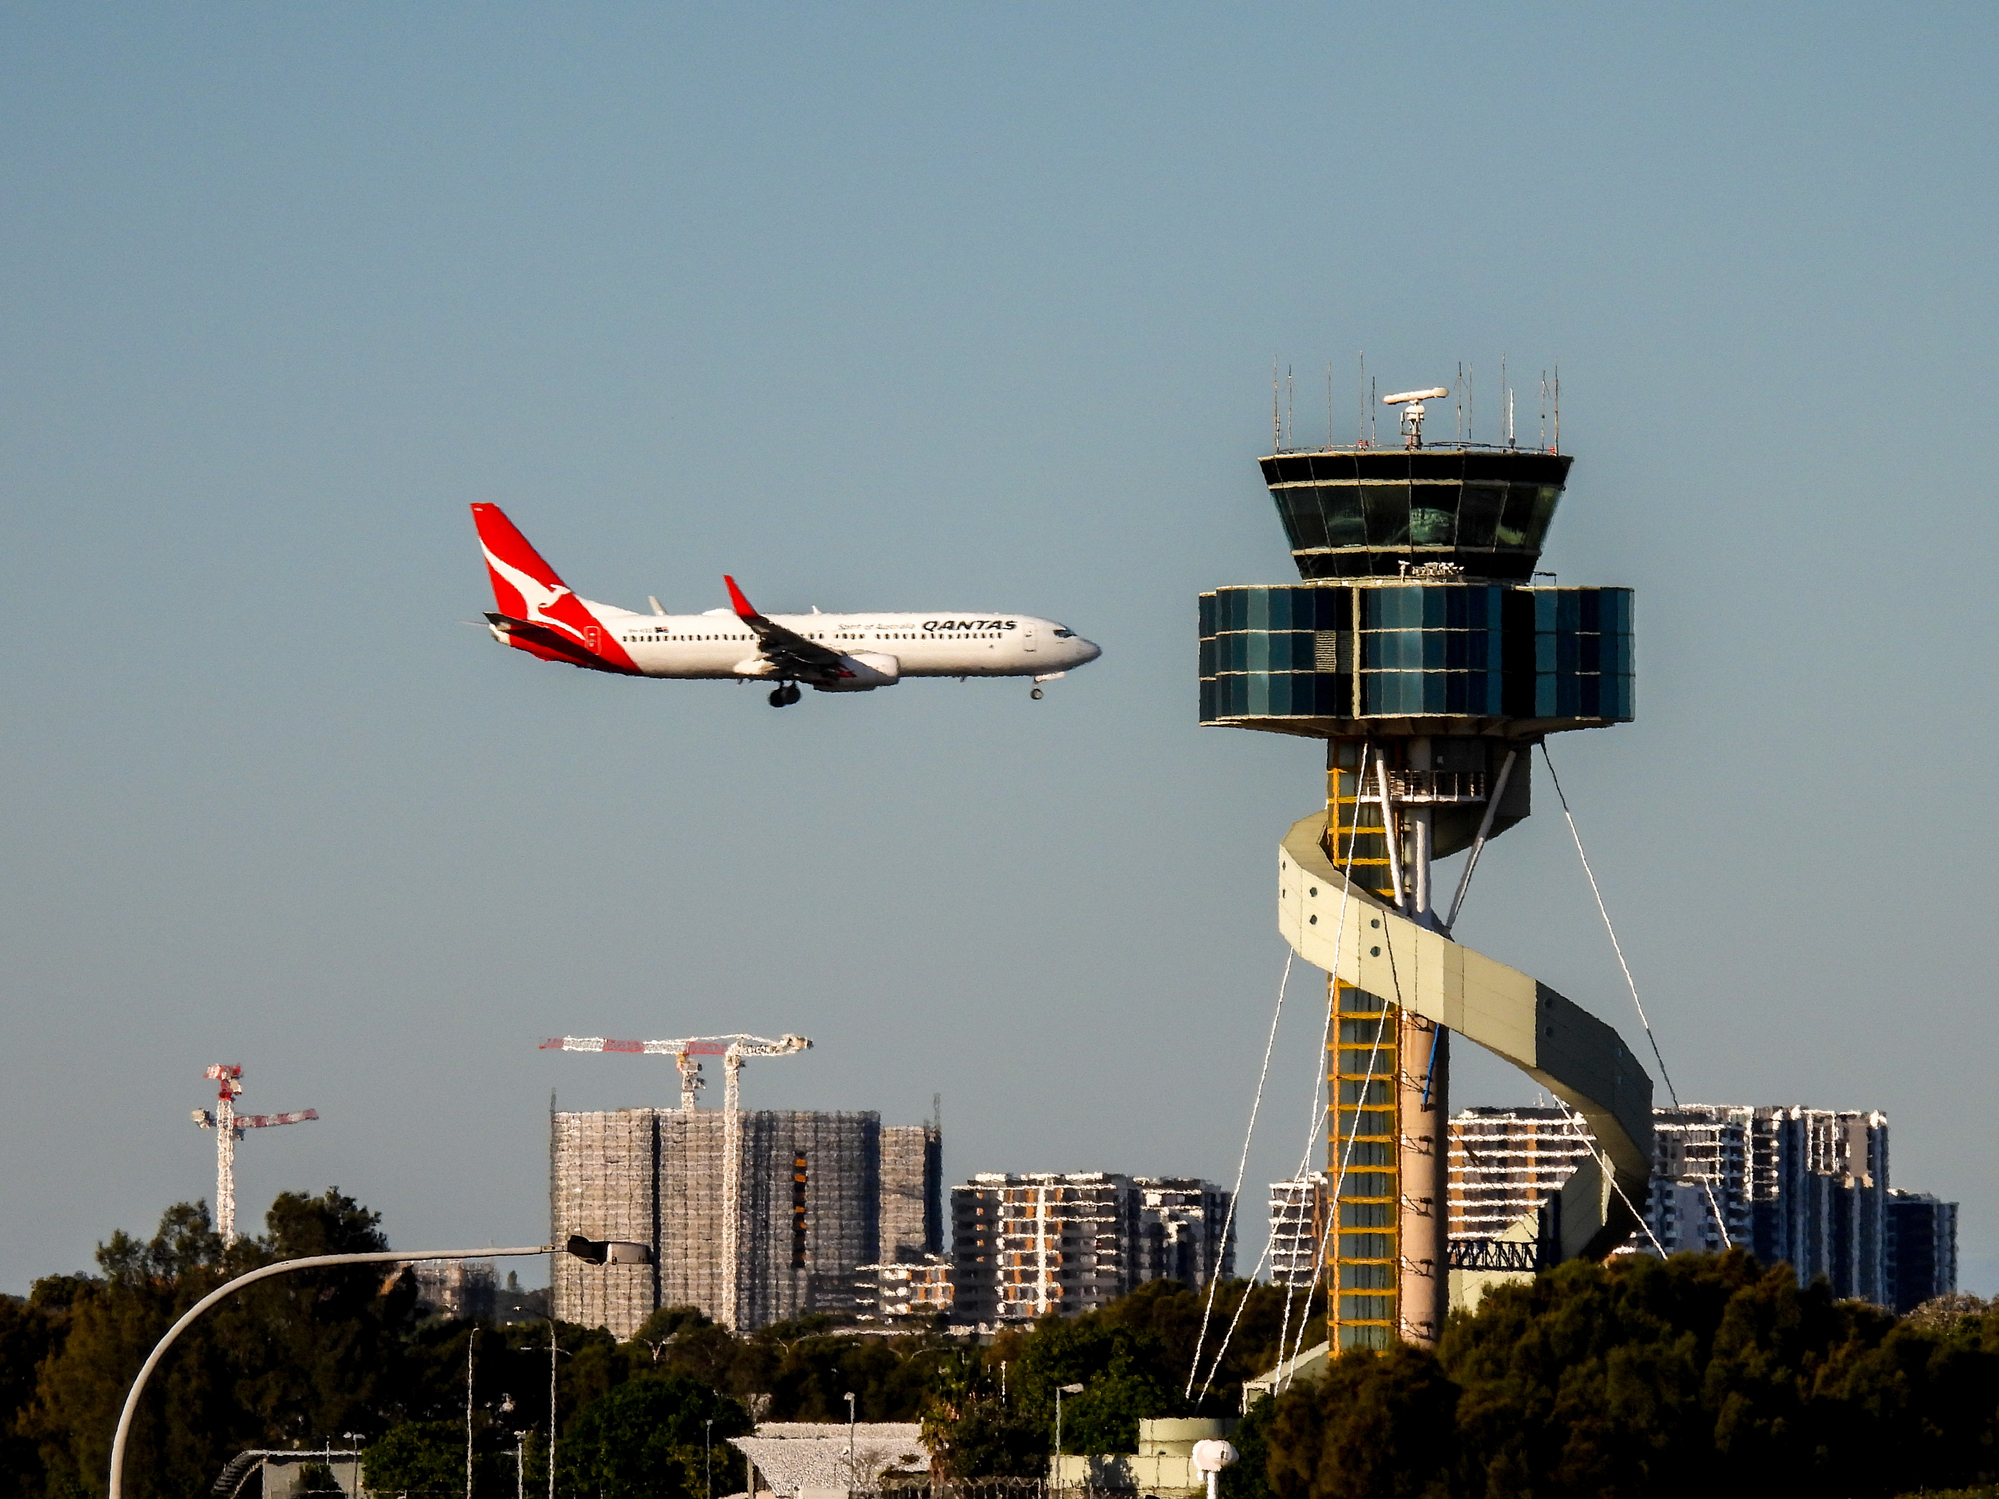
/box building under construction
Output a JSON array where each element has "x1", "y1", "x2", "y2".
[{"x1": 550, "y1": 1106, "x2": 942, "y2": 1337}]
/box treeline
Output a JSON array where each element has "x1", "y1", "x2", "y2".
[
  {"x1": 1232, "y1": 1250, "x2": 1999, "y2": 1499},
  {"x1": 18, "y1": 1192, "x2": 1992, "y2": 1499},
  {"x1": 0, "y1": 1190, "x2": 1316, "y2": 1499}
]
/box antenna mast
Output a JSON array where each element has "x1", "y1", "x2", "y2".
[{"x1": 1356, "y1": 352, "x2": 1366, "y2": 445}]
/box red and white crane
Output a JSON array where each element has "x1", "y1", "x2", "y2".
[
  {"x1": 538, "y1": 1033, "x2": 811, "y2": 1327},
  {"x1": 191, "y1": 1064, "x2": 318, "y2": 1246}
]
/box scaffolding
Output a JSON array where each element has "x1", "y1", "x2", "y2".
[
  {"x1": 552, "y1": 1104, "x2": 926, "y2": 1337},
  {"x1": 880, "y1": 1123, "x2": 943, "y2": 1264}
]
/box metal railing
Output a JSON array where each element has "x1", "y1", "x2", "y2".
[
  {"x1": 1386, "y1": 770, "x2": 1488, "y2": 804},
  {"x1": 1445, "y1": 1237, "x2": 1545, "y2": 1273}
]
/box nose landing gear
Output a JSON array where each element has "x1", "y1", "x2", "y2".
[
  {"x1": 1030, "y1": 688, "x2": 1044, "y2": 700},
  {"x1": 768, "y1": 682, "x2": 802, "y2": 707}
]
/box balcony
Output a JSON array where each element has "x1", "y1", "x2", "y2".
[{"x1": 1386, "y1": 770, "x2": 1488, "y2": 804}]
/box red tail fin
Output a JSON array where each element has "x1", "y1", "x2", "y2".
[{"x1": 470, "y1": 504, "x2": 636, "y2": 673}]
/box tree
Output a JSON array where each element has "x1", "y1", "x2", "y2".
[
  {"x1": 364, "y1": 1419, "x2": 468, "y2": 1496},
  {"x1": 557, "y1": 1371, "x2": 751, "y2": 1499},
  {"x1": 1251, "y1": 1249, "x2": 1999, "y2": 1499},
  {"x1": 25, "y1": 1190, "x2": 420, "y2": 1499},
  {"x1": 1265, "y1": 1345, "x2": 1456, "y2": 1499},
  {"x1": 0, "y1": 1284, "x2": 74, "y2": 1498}
]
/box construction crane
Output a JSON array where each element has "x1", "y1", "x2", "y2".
[
  {"x1": 538, "y1": 1033, "x2": 811, "y2": 1328},
  {"x1": 191, "y1": 1064, "x2": 318, "y2": 1246}
]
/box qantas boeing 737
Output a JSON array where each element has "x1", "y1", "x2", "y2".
[{"x1": 472, "y1": 503, "x2": 1101, "y2": 706}]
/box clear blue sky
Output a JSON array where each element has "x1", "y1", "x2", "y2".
[{"x1": 4, "y1": 4, "x2": 1996, "y2": 1296}]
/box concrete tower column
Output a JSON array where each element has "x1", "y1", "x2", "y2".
[{"x1": 1398, "y1": 1012, "x2": 1448, "y2": 1345}]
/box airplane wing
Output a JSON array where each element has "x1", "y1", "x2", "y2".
[{"x1": 724, "y1": 576, "x2": 847, "y2": 680}]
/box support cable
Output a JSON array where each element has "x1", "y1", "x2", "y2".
[
  {"x1": 1538, "y1": 743, "x2": 1728, "y2": 1247},
  {"x1": 1550, "y1": 1095, "x2": 1668, "y2": 1258},
  {"x1": 1182, "y1": 947, "x2": 1294, "y2": 1400},
  {"x1": 1538, "y1": 741, "x2": 1679, "y2": 1105},
  {"x1": 1204, "y1": 746, "x2": 1371, "y2": 1402}
]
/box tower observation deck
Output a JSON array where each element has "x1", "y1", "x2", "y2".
[{"x1": 1201, "y1": 429, "x2": 1652, "y2": 1354}]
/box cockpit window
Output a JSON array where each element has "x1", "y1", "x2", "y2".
[{"x1": 1053, "y1": 628, "x2": 1074, "y2": 638}]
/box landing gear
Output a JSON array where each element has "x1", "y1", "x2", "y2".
[
  {"x1": 768, "y1": 682, "x2": 802, "y2": 707},
  {"x1": 1030, "y1": 687, "x2": 1044, "y2": 700}
]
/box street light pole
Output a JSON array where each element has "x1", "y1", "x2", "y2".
[
  {"x1": 845, "y1": 1391, "x2": 857, "y2": 1499},
  {"x1": 1054, "y1": 1383, "x2": 1084, "y2": 1488},
  {"x1": 705, "y1": 1417, "x2": 714, "y2": 1499},
  {"x1": 466, "y1": 1328, "x2": 477, "y2": 1499},
  {"x1": 109, "y1": 1239, "x2": 645, "y2": 1499}
]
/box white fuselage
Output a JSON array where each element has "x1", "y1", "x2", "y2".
[{"x1": 588, "y1": 606, "x2": 1101, "y2": 680}]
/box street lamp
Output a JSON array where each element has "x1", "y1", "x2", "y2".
[
  {"x1": 845, "y1": 1390, "x2": 857, "y2": 1499},
  {"x1": 1053, "y1": 1382, "x2": 1085, "y2": 1482},
  {"x1": 705, "y1": 1417, "x2": 714, "y2": 1499},
  {"x1": 1192, "y1": 1439, "x2": 1239, "y2": 1499},
  {"x1": 108, "y1": 1237, "x2": 651, "y2": 1499}
]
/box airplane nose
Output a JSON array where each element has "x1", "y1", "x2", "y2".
[{"x1": 1078, "y1": 638, "x2": 1102, "y2": 663}]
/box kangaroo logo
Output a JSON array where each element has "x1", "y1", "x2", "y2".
[{"x1": 482, "y1": 543, "x2": 590, "y2": 645}]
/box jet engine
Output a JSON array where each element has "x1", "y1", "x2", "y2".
[{"x1": 813, "y1": 652, "x2": 900, "y2": 691}]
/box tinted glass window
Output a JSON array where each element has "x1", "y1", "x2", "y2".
[
  {"x1": 1408, "y1": 485, "x2": 1458, "y2": 545},
  {"x1": 1362, "y1": 485, "x2": 1410, "y2": 547},
  {"x1": 1525, "y1": 486, "x2": 1563, "y2": 551},
  {"x1": 1496, "y1": 484, "x2": 1538, "y2": 547},
  {"x1": 1320, "y1": 484, "x2": 1366, "y2": 546},
  {"x1": 1457, "y1": 485, "x2": 1503, "y2": 548},
  {"x1": 1276, "y1": 488, "x2": 1327, "y2": 549}
]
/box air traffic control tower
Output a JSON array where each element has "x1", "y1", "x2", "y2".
[{"x1": 1200, "y1": 388, "x2": 1653, "y2": 1350}]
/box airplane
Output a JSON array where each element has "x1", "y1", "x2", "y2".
[{"x1": 471, "y1": 503, "x2": 1102, "y2": 706}]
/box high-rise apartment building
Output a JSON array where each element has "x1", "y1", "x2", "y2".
[
  {"x1": 1446, "y1": 1108, "x2": 1596, "y2": 1243},
  {"x1": 1268, "y1": 1176, "x2": 1328, "y2": 1288},
  {"x1": 1886, "y1": 1190, "x2": 1960, "y2": 1313},
  {"x1": 1136, "y1": 1177, "x2": 1236, "y2": 1286},
  {"x1": 950, "y1": 1172, "x2": 1233, "y2": 1323},
  {"x1": 1445, "y1": 1104, "x2": 1918, "y2": 1304},
  {"x1": 854, "y1": 1254, "x2": 955, "y2": 1321}
]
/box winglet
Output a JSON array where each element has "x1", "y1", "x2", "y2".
[{"x1": 723, "y1": 574, "x2": 760, "y2": 620}]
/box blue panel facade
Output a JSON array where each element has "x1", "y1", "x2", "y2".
[{"x1": 1198, "y1": 582, "x2": 1633, "y2": 728}]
